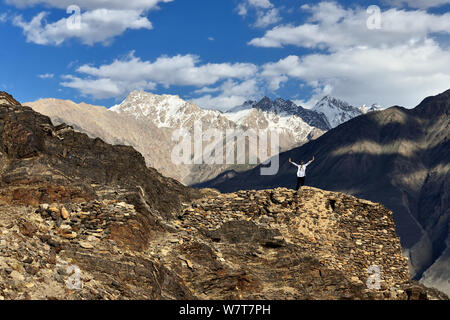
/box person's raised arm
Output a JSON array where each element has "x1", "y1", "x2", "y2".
[
  {"x1": 289, "y1": 158, "x2": 299, "y2": 167},
  {"x1": 307, "y1": 155, "x2": 315, "y2": 166}
]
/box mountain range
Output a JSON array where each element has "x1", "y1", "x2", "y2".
[
  {"x1": 197, "y1": 89, "x2": 450, "y2": 295},
  {"x1": 27, "y1": 91, "x2": 376, "y2": 185}
]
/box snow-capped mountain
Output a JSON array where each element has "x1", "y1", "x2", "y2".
[
  {"x1": 227, "y1": 100, "x2": 256, "y2": 113},
  {"x1": 360, "y1": 103, "x2": 384, "y2": 114},
  {"x1": 224, "y1": 97, "x2": 326, "y2": 145},
  {"x1": 109, "y1": 92, "x2": 327, "y2": 184},
  {"x1": 253, "y1": 97, "x2": 330, "y2": 131},
  {"x1": 111, "y1": 90, "x2": 235, "y2": 130},
  {"x1": 27, "y1": 90, "x2": 382, "y2": 186},
  {"x1": 111, "y1": 91, "x2": 326, "y2": 147},
  {"x1": 312, "y1": 96, "x2": 364, "y2": 129}
]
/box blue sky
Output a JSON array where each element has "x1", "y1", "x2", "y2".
[{"x1": 1, "y1": 0, "x2": 450, "y2": 110}]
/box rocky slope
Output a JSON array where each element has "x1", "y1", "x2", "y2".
[
  {"x1": 0, "y1": 91, "x2": 198, "y2": 236},
  {"x1": 198, "y1": 89, "x2": 450, "y2": 296},
  {"x1": 0, "y1": 186, "x2": 445, "y2": 299},
  {"x1": 26, "y1": 99, "x2": 189, "y2": 185},
  {"x1": 0, "y1": 91, "x2": 446, "y2": 300}
]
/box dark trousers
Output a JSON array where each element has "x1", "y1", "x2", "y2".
[{"x1": 296, "y1": 177, "x2": 306, "y2": 190}]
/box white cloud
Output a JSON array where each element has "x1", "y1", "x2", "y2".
[
  {"x1": 237, "y1": 0, "x2": 281, "y2": 28},
  {"x1": 193, "y1": 79, "x2": 261, "y2": 111},
  {"x1": 250, "y1": 1, "x2": 450, "y2": 108},
  {"x1": 24, "y1": 0, "x2": 450, "y2": 111},
  {"x1": 248, "y1": 0, "x2": 273, "y2": 9},
  {"x1": 254, "y1": 8, "x2": 282, "y2": 28},
  {"x1": 5, "y1": 0, "x2": 173, "y2": 10},
  {"x1": 8, "y1": 0, "x2": 172, "y2": 45},
  {"x1": 38, "y1": 73, "x2": 54, "y2": 79},
  {"x1": 249, "y1": 2, "x2": 450, "y2": 49},
  {"x1": 0, "y1": 13, "x2": 7, "y2": 23},
  {"x1": 61, "y1": 52, "x2": 258, "y2": 100},
  {"x1": 238, "y1": 0, "x2": 273, "y2": 15},
  {"x1": 193, "y1": 87, "x2": 221, "y2": 95},
  {"x1": 261, "y1": 40, "x2": 450, "y2": 108},
  {"x1": 385, "y1": 0, "x2": 450, "y2": 9},
  {"x1": 13, "y1": 9, "x2": 152, "y2": 45},
  {"x1": 61, "y1": 75, "x2": 156, "y2": 99}
]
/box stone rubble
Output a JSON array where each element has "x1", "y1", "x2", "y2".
[{"x1": 0, "y1": 187, "x2": 447, "y2": 300}]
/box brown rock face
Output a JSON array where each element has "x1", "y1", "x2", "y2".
[
  {"x1": 176, "y1": 187, "x2": 411, "y2": 299},
  {"x1": 0, "y1": 93, "x2": 199, "y2": 299},
  {"x1": 0, "y1": 92, "x2": 21, "y2": 107},
  {"x1": 0, "y1": 93, "x2": 447, "y2": 300},
  {"x1": 0, "y1": 98, "x2": 196, "y2": 215}
]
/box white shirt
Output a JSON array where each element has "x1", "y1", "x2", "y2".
[{"x1": 292, "y1": 162, "x2": 310, "y2": 177}]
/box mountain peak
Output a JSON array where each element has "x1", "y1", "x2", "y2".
[
  {"x1": 0, "y1": 92, "x2": 21, "y2": 107},
  {"x1": 111, "y1": 90, "x2": 207, "y2": 128},
  {"x1": 318, "y1": 95, "x2": 350, "y2": 106},
  {"x1": 414, "y1": 88, "x2": 450, "y2": 117},
  {"x1": 126, "y1": 90, "x2": 182, "y2": 102},
  {"x1": 360, "y1": 103, "x2": 384, "y2": 114},
  {"x1": 254, "y1": 96, "x2": 295, "y2": 112},
  {"x1": 313, "y1": 95, "x2": 362, "y2": 128},
  {"x1": 248, "y1": 96, "x2": 330, "y2": 131}
]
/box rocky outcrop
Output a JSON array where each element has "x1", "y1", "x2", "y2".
[
  {"x1": 180, "y1": 188, "x2": 411, "y2": 296},
  {"x1": 0, "y1": 92, "x2": 20, "y2": 107},
  {"x1": 0, "y1": 97, "x2": 196, "y2": 209},
  {"x1": 0, "y1": 93, "x2": 199, "y2": 299},
  {"x1": 1, "y1": 186, "x2": 447, "y2": 300},
  {"x1": 0, "y1": 200, "x2": 195, "y2": 300}
]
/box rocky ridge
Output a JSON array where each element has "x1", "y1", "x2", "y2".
[
  {"x1": 180, "y1": 188, "x2": 410, "y2": 294},
  {"x1": 0, "y1": 186, "x2": 447, "y2": 300}
]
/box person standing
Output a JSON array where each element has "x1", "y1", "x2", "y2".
[{"x1": 289, "y1": 156, "x2": 315, "y2": 191}]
